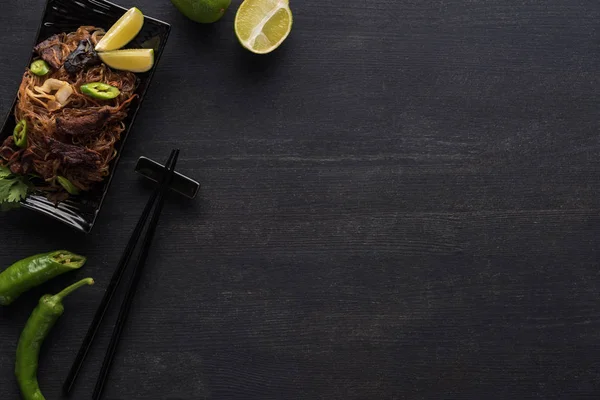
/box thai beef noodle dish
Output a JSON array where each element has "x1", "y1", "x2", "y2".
[{"x1": 0, "y1": 26, "x2": 138, "y2": 203}]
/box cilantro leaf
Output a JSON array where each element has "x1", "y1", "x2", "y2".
[
  {"x1": 0, "y1": 168, "x2": 30, "y2": 210},
  {"x1": 0, "y1": 166, "x2": 11, "y2": 179},
  {"x1": 7, "y1": 179, "x2": 28, "y2": 203},
  {"x1": 0, "y1": 179, "x2": 12, "y2": 201}
]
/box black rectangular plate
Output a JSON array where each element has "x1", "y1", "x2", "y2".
[{"x1": 0, "y1": 0, "x2": 171, "y2": 233}]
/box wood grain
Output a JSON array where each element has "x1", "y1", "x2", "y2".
[{"x1": 1, "y1": 0, "x2": 600, "y2": 399}]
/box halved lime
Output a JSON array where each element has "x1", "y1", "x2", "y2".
[
  {"x1": 95, "y1": 7, "x2": 144, "y2": 52},
  {"x1": 235, "y1": 0, "x2": 293, "y2": 54},
  {"x1": 99, "y1": 49, "x2": 154, "y2": 73}
]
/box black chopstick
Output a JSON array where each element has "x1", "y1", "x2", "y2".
[
  {"x1": 62, "y1": 149, "x2": 179, "y2": 397},
  {"x1": 92, "y1": 149, "x2": 180, "y2": 400}
]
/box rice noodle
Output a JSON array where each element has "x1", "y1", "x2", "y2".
[{"x1": 0, "y1": 26, "x2": 138, "y2": 203}]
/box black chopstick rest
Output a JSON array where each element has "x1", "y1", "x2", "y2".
[{"x1": 135, "y1": 156, "x2": 200, "y2": 199}]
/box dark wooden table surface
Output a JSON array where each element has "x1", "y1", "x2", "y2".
[{"x1": 1, "y1": 0, "x2": 599, "y2": 399}]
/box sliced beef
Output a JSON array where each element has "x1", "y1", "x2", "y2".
[
  {"x1": 2, "y1": 136, "x2": 16, "y2": 149},
  {"x1": 1, "y1": 138, "x2": 33, "y2": 175},
  {"x1": 34, "y1": 34, "x2": 67, "y2": 69},
  {"x1": 45, "y1": 138, "x2": 101, "y2": 169},
  {"x1": 0, "y1": 147, "x2": 13, "y2": 161},
  {"x1": 0, "y1": 136, "x2": 18, "y2": 161},
  {"x1": 0, "y1": 135, "x2": 21, "y2": 163},
  {"x1": 19, "y1": 149, "x2": 35, "y2": 174},
  {"x1": 9, "y1": 161, "x2": 23, "y2": 174},
  {"x1": 8, "y1": 150, "x2": 35, "y2": 175},
  {"x1": 55, "y1": 108, "x2": 113, "y2": 137}
]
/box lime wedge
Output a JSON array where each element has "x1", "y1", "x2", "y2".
[
  {"x1": 235, "y1": 0, "x2": 293, "y2": 54},
  {"x1": 99, "y1": 49, "x2": 154, "y2": 73},
  {"x1": 95, "y1": 7, "x2": 144, "y2": 52}
]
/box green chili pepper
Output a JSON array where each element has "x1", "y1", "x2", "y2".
[
  {"x1": 80, "y1": 82, "x2": 120, "y2": 100},
  {"x1": 16, "y1": 278, "x2": 94, "y2": 400},
  {"x1": 57, "y1": 176, "x2": 80, "y2": 195},
  {"x1": 30, "y1": 59, "x2": 50, "y2": 76},
  {"x1": 0, "y1": 251, "x2": 86, "y2": 306},
  {"x1": 13, "y1": 119, "x2": 27, "y2": 148}
]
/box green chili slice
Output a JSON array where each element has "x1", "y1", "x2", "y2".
[
  {"x1": 57, "y1": 176, "x2": 80, "y2": 195},
  {"x1": 0, "y1": 250, "x2": 87, "y2": 306},
  {"x1": 13, "y1": 120, "x2": 27, "y2": 148},
  {"x1": 80, "y1": 82, "x2": 120, "y2": 100},
  {"x1": 30, "y1": 59, "x2": 50, "y2": 76}
]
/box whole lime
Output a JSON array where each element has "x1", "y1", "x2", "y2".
[{"x1": 171, "y1": 0, "x2": 232, "y2": 23}]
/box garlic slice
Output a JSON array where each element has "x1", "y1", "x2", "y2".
[
  {"x1": 54, "y1": 85, "x2": 73, "y2": 105},
  {"x1": 33, "y1": 78, "x2": 74, "y2": 108}
]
